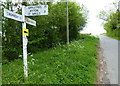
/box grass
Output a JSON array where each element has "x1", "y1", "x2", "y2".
[
  {"x1": 103, "y1": 33, "x2": 120, "y2": 40},
  {"x1": 106, "y1": 35, "x2": 120, "y2": 40},
  {"x1": 0, "y1": 63, "x2": 1, "y2": 85},
  {"x1": 2, "y1": 35, "x2": 99, "y2": 84}
]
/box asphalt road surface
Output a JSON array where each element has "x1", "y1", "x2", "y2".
[{"x1": 99, "y1": 35, "x2": 119, "y2": 84}]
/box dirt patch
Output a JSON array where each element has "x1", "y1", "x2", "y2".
[{"x1": 96, "y1": 44, "x2": 110, "y2": 84}]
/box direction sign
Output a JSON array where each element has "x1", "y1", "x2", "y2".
[
  {"x1": 4, "y1": 5, "x2": 48, "y2": 78},
  {"x1": 26, "y1": 17, "x2": 36, "y2": 26},
  {"x1": 4, "y1": 9, "x2": 36, "y2": 26},
  {"x1": 4, "y1": 9, "x2": 22, "y2": 22},
  {"x1": 25, "y1": 5, "x2": 48, "y2": 16}
]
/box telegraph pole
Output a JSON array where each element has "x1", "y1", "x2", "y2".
[{"x1": 66, "y1": 0, "x2": 69, "y2": 44}]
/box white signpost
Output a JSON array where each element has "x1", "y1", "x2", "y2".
[
  {"x1": 25, "y1": 5, "x2": 48, "y2": 16},
  {"x1": 4, "y1": 8, "x2": 36, "y2": 26},
  {"x1": 4, "y1": 5, "x2": 48, "y2": 78},
  {"x1": 4, "y1": 9, "x2": 22, "y2": 22},
  {"x1": 22, "y1": 6, "x2": 28, "y2": 77},
  {"x1": 26, "y1": 17, "x2": 36, "y2": 26}
]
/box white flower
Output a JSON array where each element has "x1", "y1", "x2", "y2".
[
  {"x1": 79, "y1": 45, "x2": 84, "y2": 48},
  {"x1": 32, "y1": 58, "x2": 35, "y2": 61},
  {"x1": 32, "y1": 61, "x2": 34, "y2": 65},
  {"x1": 31, "y1": 58, "x2": 35, "y2": 65},
  {"x1": 19, "y1": 55, "x2": 22, "y2": 58},
  {"x1": 30, "y1": 54, "x2": 33, "y2": 56}
]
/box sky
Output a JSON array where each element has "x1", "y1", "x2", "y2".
[
  {"x1": 1, "y1": 0, "x2": 118, "y2": 35},
  {"x1": 75, "y1": 0, "x2": 118, "y2": 35}
]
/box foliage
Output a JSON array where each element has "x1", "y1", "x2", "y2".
[
  {"x1": 2, "y1": 35, "x2": 99, "y2": 84},
  {"x1": 98, "y1": 2, "x2": 120, "y2": 39},
  {"x1": 2, "y1": 2, "x2": 22, "y2": 61},
  {"x1": 104, "y1": 10, "x2": 120, "y2": 38},
  {"x1": 0, "y1": 63, "x2": 1, "y2": 86},
  {"x1": 2, "y1": 1, "x2": 87, "y2": 60}
]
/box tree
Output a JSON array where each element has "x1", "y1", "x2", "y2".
[
  {"x1": 98, "y1": 1, "x2": 120, "y2": 38},
  {"x1": 2, "y1": 1, "x2": 22, "y2": 61},
  {"x1": 2, "y1": 1, "x2": 87, "y2": 61}
]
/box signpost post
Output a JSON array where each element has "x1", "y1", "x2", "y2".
[
  {"x1": 22, "y1": 6, "x2": 28, "y2": 77},
  {"x1": 4, "y1": 5, "x2": 48, "y2": 78}
]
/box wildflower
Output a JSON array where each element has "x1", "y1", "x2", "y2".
[
  {"x1": 32, "y1": 58, "x2": 35, "y2": 61},
  {"x1": 32, "y1": 61, "x2": 34, "y2": 65},
  {"x1": 31, "y1": 58, "x2": 35, "y2": 65},
  {"x1": 79, "y1": 45, "x2": 84, "y2": 48},
  {"x1": 19, "y1": 55, "x2": 22, "y2": 58},
  {"x1": 30, "y1": 54, "x2": 33, "y2": 57}
]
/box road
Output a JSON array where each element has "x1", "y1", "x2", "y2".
[{"x1": 99, "y1": 35, "x2": 119, "y2": 84}]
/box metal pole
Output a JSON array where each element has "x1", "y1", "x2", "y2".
[
  {"x1": 118, "y1": 1, "x2": 120, "y2": 11},
  {"x1": 66, "y1": 0, "x2": 69, "y2": 44},
  {"x1": 22, "y1": 6, "x2": 28, "y2": 78}
]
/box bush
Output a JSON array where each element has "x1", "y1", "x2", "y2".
[{"x1": 2, "y1": 1, "x2": 87, "y2": 60}]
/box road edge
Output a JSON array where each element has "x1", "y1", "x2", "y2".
[{"x1": 96, "y1": 42, "x2": 110, "y2": 84}]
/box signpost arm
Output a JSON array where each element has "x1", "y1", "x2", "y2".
[{"x1": 22, "y1": 6, "x2": 28, "y2": 78}]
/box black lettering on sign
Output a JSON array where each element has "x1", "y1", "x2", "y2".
[
  {"x1": 7, "y1": 12, "x2": 18, "y2": 18},
  {"x1": 44, "y1": 5, "x2": 47, "y2": 8},
  {"x1": 44, "y1": 10, "x2": 46, "y2": 13},
  {"x1": 34, "y1": 9, "x2": 38, "y2": 12},
  {"x1": 30, "y1": 10, "x2": 33, "y2": 12},
  {"x1": 28, "y1": 7, "x2": 33, "y2": 9},
  {"x1": 37, "y1": 6, "x2": 41, "y2": 8},
  {"x1": 30, "y1": 9, "x2": 38, "y2": 12}
]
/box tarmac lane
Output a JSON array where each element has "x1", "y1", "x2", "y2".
[{"x1": 99, "y1": 35, "x2": 119, "y2": 84}]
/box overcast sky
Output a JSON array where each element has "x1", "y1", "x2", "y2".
[
  {"x1": 55, "y1": 0, "x2": 118, "y2": 35},
  {"x1": 75, "y1": 0, "x2": 118, "y2": 35},
  {"x1": 1, "y1": 0, "x2": 118, "y2": 35}
]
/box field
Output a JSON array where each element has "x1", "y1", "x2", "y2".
[{"x1": 2, "y1": 35, "x2": 99, "y2": 84}]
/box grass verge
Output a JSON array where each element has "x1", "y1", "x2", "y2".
[
  {"x1": 2, "y1": 35, "x2": 99, "y2": 84},
  {"x1": 0, "y1": 63, "x2": 1, "y2": 85},
  {"x1": 104, "y1": 34, "x2": 120, "y2": 40}
]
